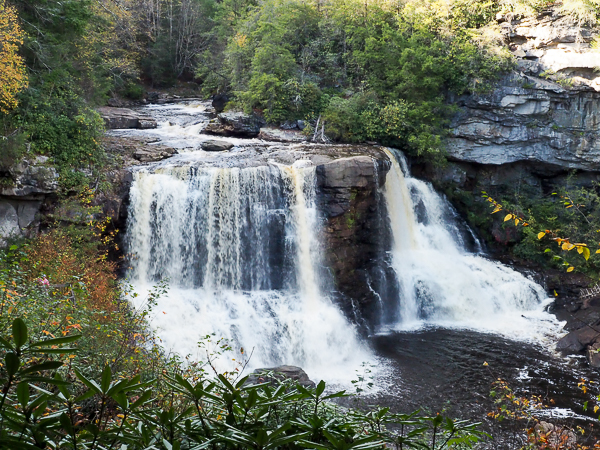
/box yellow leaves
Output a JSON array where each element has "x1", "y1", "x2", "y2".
[
  {"x1": 514, "y1": 218, "x2": 520, "y2": 226},
  {"x1": 567, "y1": 266, "x2": 575, "y2": 272},
  {"x1": 504, "y1": 214, "x2": 513, "y2": 222},
  {"x1": 0, "y1": 0, "x2": 28, "y2": 113},
  {"x1": 594, "y1": 405, "x2": 599, "y2": 414},
  {"x1": 483, "y1": 361, "x2": 488, "y2": 366},
  {"x1": 562, "y1": 242, "x2": 575, "y2": 251},
  {"x1": 537, "y1": 232, "x2": 546, "y2": 240},
  {"x1": 233, "y1": 33, "x2": 248, "y2": 47}
]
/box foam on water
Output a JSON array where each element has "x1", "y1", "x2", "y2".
[
  {"x1": 381, "y1": 148, "x2": 565, "y2": 343},
  {"x1": 126, "y1": 160, "x2": 371, "y2": 384}
]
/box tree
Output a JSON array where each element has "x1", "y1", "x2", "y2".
[{"x1": 0, "y1": 0, "x2": 28, "y2": 114}]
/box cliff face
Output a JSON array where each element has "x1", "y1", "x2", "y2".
[
  {"x1": 316, "y1": 155, "x2": 392, "y2": 328},
  {"x1": 446, "y1": 10, "x2": 600, "y2": 170}
]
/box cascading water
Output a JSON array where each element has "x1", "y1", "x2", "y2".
[
  {"x1": 381, "y1": 148, "x2": 563, "y2": 341},
  {"x1": 126, "y1": 157, "x2": 370, "y2": 383}
]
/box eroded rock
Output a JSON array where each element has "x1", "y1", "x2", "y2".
[
  {"x1": 201, "y1": 140, "x2": 235, "y2": 152},
  {"x1": 446, "y1": 73, "x2": 600, "y2": 170},
  {"x1": 204, "y1": 112, "x2": 261, "y2": 138},
  {"x1": 97, "y1": 107, "x2": 157, "y2": 130}
]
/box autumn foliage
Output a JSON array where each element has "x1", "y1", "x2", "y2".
[{"x1": 0, "y1": 0, "x2": 27, "y2": 114}]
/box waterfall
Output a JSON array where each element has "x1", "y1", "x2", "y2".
[
  {"x1": 126, "y1": 159, "x2": 370, "y2": 383},
  {"x1": 381, "y1": 149, "x2": 562, "y2": 341}
]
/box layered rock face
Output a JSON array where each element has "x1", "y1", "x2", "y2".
[
  {"x1": 447, "y1": 73, "x2": 600, "y2": 170},
  {"x1": 0, "y1": 156, "x2": 59, "y2": 244},
  {"x1": 447, "y1": 11, "x2": 600, "y2": 170}
]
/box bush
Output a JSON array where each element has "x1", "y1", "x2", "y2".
[{"x1": 11, "y1": 77, "x2": 105, "y2": 190}]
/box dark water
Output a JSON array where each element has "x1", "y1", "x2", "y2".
[{"x1": 362, "y1": 329, "x2": 600, "y2": 447}]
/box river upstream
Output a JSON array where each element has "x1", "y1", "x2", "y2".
[{"x1": 109, "y1": 101, "x2": 600, "y2": 447}]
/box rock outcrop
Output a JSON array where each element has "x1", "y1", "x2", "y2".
[
  {"x1": 446, "y1": 73, "x2": 600, "y2": 170},
  {"x1": 204, "y1": 112, "x2": 261, "y2": 138},
  {"x1": 201, "y1": 140, "x2": 235, "y2": 151},
  {"x1": 446, "y1": 10, "x2": 600, "y2": 170},
  {"x1": 245, "y1": 365, "x2": 316, "y2": 388},
  {"x1": 98, "y1": 107, "x2": 157, "y2": 130},
  {"x1": 316, "y1": 153, "x2": 393, "y2": 327},
  {"x1": 0, "y1": 156, "x2": 60, "y2": 244}
]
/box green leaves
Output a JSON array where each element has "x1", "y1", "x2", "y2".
[{"x1": 12, "y1": 319, "x2": 27, "y2": 349}]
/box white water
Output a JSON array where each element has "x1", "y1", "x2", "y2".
[
  {"x1": 382, "y1": 148, "x2": 564, "y2": 342},
  {"x1": 126, "y1": 159, "x2": 370, "y2": 384}
]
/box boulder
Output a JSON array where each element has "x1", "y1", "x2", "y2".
[
  {"x1": 133, "y1": 147, "x2": 177, "y2": 162},
  {"x1": 245, "y1": 365, "x2": 316, "y2": 388},
  {"x1": 0, "y1": 203, "x2": 19, "y2": 242},
  {"x1": 211, "y1": 93, "x2": 229, "y2": 113},
  {"x1": 556, "y1": 326, "x2": 600, "y2": 354},
  {"x1": 97, "y1": 107, "x2": 157, "y2": 130},
  {"x1": 587, "y1": 342, "x2": 600, "y2": 368},
  {"x1": 201, "y1": 140, "x2": 234, "y2": 152},
  {"x1": 204, "y1": 112, "x2": 261, "y2": 138}
]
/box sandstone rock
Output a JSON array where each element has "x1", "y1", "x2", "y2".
[
  {"x1": 97, "y1": 107, "x2": 157, "y2": 130},
  {"x1": 587, "y1": 342, "x2": 600, "y2": 367},
  {"x1": 446, "y1": 73, "x2": 600, "y2": 170},
  {"x1": 0, "y1": 203, "x2": 19, "y2": 241},
  {"x1": 16, "y1": 201, "x2": 41, "y2": 229},
  {"x1": 200, "y1": 140, "x2": 234, "y2": 152},
  {"x1": 316, "y1": 153, "x2": 391, "y2": 327},
  {"x1": 246, "y1": 365, "x2": 316, "y2": 388},
  {"x1": 1, "y1": 158, "x2": 59, "y2": 197},
  {"x1": 204, "y1": 112, "x2": 261, "y2": 138},
  {"x1": 0, "y1": 199, "x2": 43, "y2": 244}
]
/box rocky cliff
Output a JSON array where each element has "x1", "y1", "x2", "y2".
[{"x1": 446, "y1": 10, "x2": 600, "y2": 170}]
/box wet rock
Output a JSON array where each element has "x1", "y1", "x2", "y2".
[
  {"x1": 204, "y1": 112, "x2": 261, "y2": 138},
  {"x1": 133, "y1": 148, "x2": 177, "y2": 162},
  {"x1": 587, "y1": 342, "x2": 600, "y2": 367},
  {"x1": 211, "y1": 93, "x2": 229, "y2": 113},
  {"x1": 246, "y1": 365, "x2": 316, "y2": 388},
  {"x1": 147, "y1": 92, "x2": 160, "y2": 103},
  {"x1": 200, "y1": 140, "x2": 234, "y2": 152},
  {"x1": 316, "y1": 153, "x2": 392, "y2": 327},
  {"x1": 556, "y1": 326, "x2": 600, "y2": 354},
  {"x1": 97, "y1": 107, "x2": 157, "y2": 130}
]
